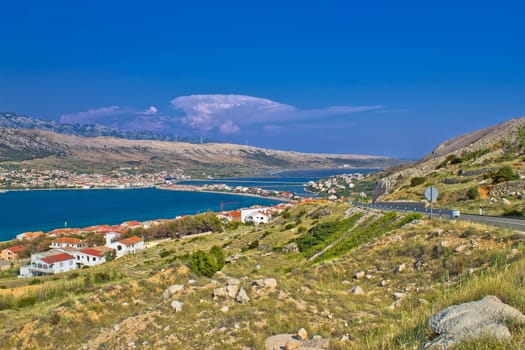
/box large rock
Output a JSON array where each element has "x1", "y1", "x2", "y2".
[
  {"x1": 253, "y1": 278, "x2": 278, "y2": 289},
  {"x1": 422, "y1": 295, "x2": 525, "y2": 349},
  {"x1": 235, "y1": 287, "x2": 250, "y2": 304},
  {"x1": 170, "y1": 300, "x2": 183, "y2": 312},
  {"x1": 265, "y1": 334, "x2": 329, "y2": 350},
  {"x1": 162, "y1": 284, "x2": 184, "y2": 300},
  {"x1": 213, "y1": 285, "x2": 239, "y2": 300},
  {"x1": 350, "y1": 286, "x2": 365, "y2": 295}
]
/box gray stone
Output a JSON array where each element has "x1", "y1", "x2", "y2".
[
  {"x1": 354, "y1": 270, "x2": 366, "y2": 279},
  {"x1": 162, "y1": 284, "x2": 184, "y2": 300},
  {"x1": 393, "y1": 292, "x2": 406, "y2": 300},
  {"x1": 297, "y1": 328, "x2": 308, "y2": 341},
  {"x1": 235, "y1": 287, "x2": 250, "y2": 304},
  {"x1": 170, "y1": 300, "x2": 183, "y2": 312},
  {"x1": 394, "y1": 263, "x2": 406, "y2": 273},
  {"x1": 350, "y1": 286, "x2": 365, "y2": 295},
  {"x1": 213, "y1": 285, "x2": 239, "y2": 299},
  {"x1": 422, "y1": 295, "x2": 525, "y2": 349},
  {"x1": 226, "y1": 277, "x2": 241, "y2": 286}
]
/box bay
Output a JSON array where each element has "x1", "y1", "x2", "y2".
[
  {"x1": 178, "y1": 168, "x2": 378, "y2": 196},
  {"x1": 0, "y1": 188, "x2": 281, "y2": 241}
]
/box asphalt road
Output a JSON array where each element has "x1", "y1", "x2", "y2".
[{"x1": 354, "y1": 201, "x2": 525, "y2": 232}]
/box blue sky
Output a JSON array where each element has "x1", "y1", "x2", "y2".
[{"x1": 0, "y1": 0, "x2": 524, "y2": 158}]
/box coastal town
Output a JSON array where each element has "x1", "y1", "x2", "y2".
[
  {"x1": 0, "y1": 168, "x2": 190, "y2": 190},
  {"x1": 0, "y1": 200, "x2": 294, "y2": 278}
]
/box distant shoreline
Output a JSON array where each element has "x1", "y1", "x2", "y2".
[{"x1": 155, "y1": 185, "x2": 293, "y2": 203}]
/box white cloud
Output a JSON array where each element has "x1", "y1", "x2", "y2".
[
  {"x1": 171, "y1": 94, "x2": 381, "y2": 134},
  {"x1": 141, "y1": 106, "x2": 158, "y2": 115},
  {"x1": 58, "y1": 95, "x2": 382, "y2": 136}
]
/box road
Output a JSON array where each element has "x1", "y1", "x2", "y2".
[{"x1": 354, "y1": 201, "x2": 525, "y2": 232}]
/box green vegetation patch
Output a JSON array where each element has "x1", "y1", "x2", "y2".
[{"x1": 292, "y1": 213, "x2": 362, "y2": 257}]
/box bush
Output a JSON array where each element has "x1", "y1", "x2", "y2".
[
  {"x1": 159, "y1": 250, "x2": 172, "y2": 258},
  {"x1": 491, "y1": 166, "x2": 519, "y2": 183},
  {"x1": 437, "y1": 154, "x2": 463, "y2": 169},
  {"x1": 189, "y1": 246, "x2": 225, "y2": 277},
  {"x1": 284, "y1": 223, "x2": 295, "y2": 230},
  {"x1": 410, "y1": 177, "x2": 426, "y2": 187},
  {"x1": 503, "y1": 209, "x2": 524, "y2": 217},
  {"x1": 466, "y1": 187, "x2": 479, "y2": 200}
]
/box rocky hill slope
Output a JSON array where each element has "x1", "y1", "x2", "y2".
[
  {"x1": 0, "y1": 127, "x2": 400, "y2": 176},
  {"x1": 0, "y1": 202, "x2": 524, "y2": 349},
  {"x1": 372, "y1": 116, "x2": 525, "y2": 215}
]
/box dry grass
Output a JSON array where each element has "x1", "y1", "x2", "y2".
[{"x1": 0, "y1": 203, "x2": 523, "y2": 349}]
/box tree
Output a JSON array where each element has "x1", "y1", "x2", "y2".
[
  {"x1": 466, "y1": 187, "x2": 479, "y2": 200},
  {"x1": 491, "y1": 166, "x2": 519, "y2": 184}
]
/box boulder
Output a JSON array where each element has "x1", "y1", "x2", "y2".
[
  {"x1": 394, "y1": 263, "x2": 406, "y2": 273},
  {"x1": 354, "y1": 270, "x2": 366, "y2": 279},
  {"x1": 213, "y1": 285, "x2": 239, "y2": 300},
  {"x1": 297, "y1": 328, "x2": 308, "y2": 341},
  {"x1": 226, "y1": 277, "x2": 241, "y2": 286},
  {"x1": 170, "y1": 300, "x2": 183, "y2": 312},
  {"x1": 162, "y1": 284, "x2": 184, "y2": 300},
  {"x1": 350, "y1": 286, "x2": 365, "y2": 295},
  {"x1": 285, "y1": 340, "x2": 301, "y2": 350},
  {"x1": 422, "y1": 295, "x2": 525, "y2": 349},
  {"x1": 253, "y1": 278, "x2": 278, "y2": 289},
  {"x1": 236, "y1": 287, "x2": 250, "y2": 304}
]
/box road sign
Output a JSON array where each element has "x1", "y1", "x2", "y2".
[{"x1": 424, "y1": 186, "x2": 438, "y2": 203}]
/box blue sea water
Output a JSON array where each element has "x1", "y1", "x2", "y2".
[
  {"x1": 0, "y1": 169, "x2": 378, "y2": 242},
  {"x1": 0, "y1": 188, "x2": 281, "y2": 241}
]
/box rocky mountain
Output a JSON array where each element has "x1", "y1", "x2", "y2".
[
  {"x1": 0, "y1": 112, "x2": 201, "y2": 143},
  {"x1": 0, "y1": 126, "x2": 400, "y2": 176},
  {"x1": 373, "y1": 116, "x2": 525, "y2": 214}
]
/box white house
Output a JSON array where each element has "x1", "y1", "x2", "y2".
[
  {"x1": 21, "y1": 250, "x2": 77, "y2": 277},
  {"x1": 107, "y1": 236, "x2": 144, "y2": 258},
  {"x1": 241, "y1": 208, "x2": 271, "y2": 224},
  {"x1": 249, "y1": 211, "x2": 270, "y2": 224},
  {"x1": 73, "y1": 247, "x2": 113, "y2": 267},
  {"x1": 50, "y1": 237, "x2": 84, "y2": 249}
]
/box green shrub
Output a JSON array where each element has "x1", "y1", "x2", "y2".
[
  {"x1": 284, "y1": 223, "x2": 295, "y2": 230},
  {"x1": 29, "y1": 278, "x2": 42, "y2": 285},
  {"x1": 293, "y1": 214, "x2": 362, "y2": 256},
  {"x1": 189, "y1": 246, "x2": 225, "y2": 277},
  {"x1": 410, "y1": 177, "x2": 426, "y2": 187},
  {"x1": 159, "y1": 250, "x2": 172, "y2": 258},
  {"x1": 247, "y1": 240, "x2": 260, "y2": 250},
  {"x1": 491, "y1": 166, "x2": 519, "y2": 183},
  {"x1": 437, "y1": 154, "x2": 463, "y2": 169},
  {"x1": 466, "y1": 187, "x2": 479, "y2": 200},
  {"x1": 503, "y1": 209, "x2": 524, "y2": 217}
]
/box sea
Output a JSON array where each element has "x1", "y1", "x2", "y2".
[
  {"x1": 178, "y1": 168, "x2": 378, "y2": 196},
  {"x1": 0, "y1": 168, "x2": 377, "y2": 241}
]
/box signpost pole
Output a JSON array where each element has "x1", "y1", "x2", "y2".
[{"x1": 430, "y1": 191, "x2": 433, "y2": 220}]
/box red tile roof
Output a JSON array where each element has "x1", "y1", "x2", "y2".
[
  {"x1": 51, "y1": 237, "x2": 82, "y2": 244},
  {"x1": 6, "y1": 245, "x2": 25, "y2": 253},
  {"x1": 41, "y1": 253, "x2": 75, "y2": 264},
  {"x1": 79, "y1": 248, "x2": 106, "y2": 257},
  {"x1": 118, "y1": 236, "x2": 143, "y2": 246},
  {"x1": 230, "y1": 211, "x2": 241, "y2": 218}
]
